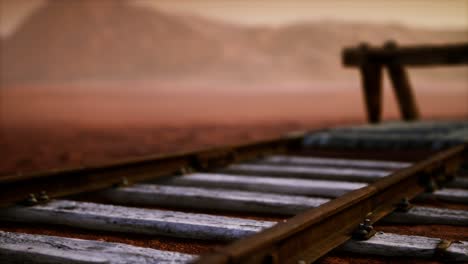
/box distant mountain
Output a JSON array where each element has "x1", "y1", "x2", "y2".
[{"x1": 1, "y1": 0, "x2": 467, "y2": 86}]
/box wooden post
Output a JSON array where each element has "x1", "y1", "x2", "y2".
[
  {"x1": 359, "y1": 43, "x2": 383, "y2": 123},
  {"x1": 384, "y1": 41, "x2": 420, "y2": 121},
  {"x1": 343, "y1": 42, "x2": 466, "y2": 123}
]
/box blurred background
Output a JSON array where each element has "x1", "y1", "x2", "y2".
[{"x1": 1, "y1": 0, "x2": 467, "y2": 175}]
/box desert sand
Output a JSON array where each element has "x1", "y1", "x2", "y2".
[{"x1": 1, "y1": 82, "x2": 467, "y2": 176}]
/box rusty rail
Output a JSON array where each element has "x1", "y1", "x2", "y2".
[
  {"x1": 0, "y1": 132, "x2": 305, "y2": 208},
  {"x1": 342, "y1": 42, "x2": 468, "y2": 123},
  {"x1": 195, "y1": 144, "x2": 467, "y2": 264}
]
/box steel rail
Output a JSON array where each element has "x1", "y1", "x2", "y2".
[
  {"x1": 195, "y1": 144, "x2": 467, "y2": 264},
  {"x1": 0, "y1": 132, "x2": 305, "y2": 208}
]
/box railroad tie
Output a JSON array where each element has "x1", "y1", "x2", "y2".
[
  {"x1": 98, "y1": 184, "x2": 330, "y2": 215},
  {"x1": 0, "y1": 231, "x2": 195, "y2": 264},
  {"x1": 383, "y1": 206, "x2": 468, "y2": 226},
  {"x1": 218, "y1": 163, "x2": 391, "y2": 182},
  {"x1": 417, "y1": 188, "x2": 468, "y2": 204},
  {"x1": 302, "y1": 120, "x2": 468, "y2": 150},
  {"x1": 162, "y1": 173, "x2": 366, "y2": 198},
  {"x1": 255, "y1": 155, "x2": 412, "y2": 170},
  {"x1": 0, "y1": 200, "x2": 276, "y2": 241},
  {"x1": 99, "y1": 184, "x2": 468, "y2": 226},
  {"x1": 340, "y1": 232, "x2": 468, "y2": 262}
]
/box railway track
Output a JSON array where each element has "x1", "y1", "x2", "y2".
[{"x1": 0, "y1": 120, "x2": 467, "y2": 263}]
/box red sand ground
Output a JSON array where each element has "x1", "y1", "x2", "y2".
[{"x1": 1, "y1": 84, "x2": 467, "y2": 175}]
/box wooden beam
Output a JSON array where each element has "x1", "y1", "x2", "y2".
[
  {"x1": 385, "y1": 42, "x2": 420, "y2": 121},
  {"x1": 343, "y1": 42, "x2": 468, "y2": 67},
  {"x1": 98, "y1": 184, "x2": 329, "y2": 215}
]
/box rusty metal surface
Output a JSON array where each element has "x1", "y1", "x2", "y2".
[{"x1": 194, "y1": 144, "x2": 466, "y2": 264}]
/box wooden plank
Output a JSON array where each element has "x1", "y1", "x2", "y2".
[
  {"x1": 258, "y1": 155, "x2": 411, "y2": 170},
  {"x1": 340, "y1": 232, "x2": 467, "y2": 261},
  {"x1": 99, "y1": 184, "x2": 329, "y2": 215},
  {"x1": 165, "y1": 173, "x2": 366, "y2": 198},
  {"x1": 219, "y1": 164, "x2": 390, "y2": 182},
  {"x1": 343, "y1": 43, "x2": 468, "y2": 66},
  {"x1": 417, "y1": 188, "x2": 468, "y2": 204},
  {"x1": 0, "y1": 200, "x2": 276, "y2": 241},
  {"x1": 383, "y1": 206, "x2": 468, "y2": 226},
  {"x1": 446, "y1": 241, "x2": 468, "y2": 263},
  {"x1": 431, "y1": 188, "x2": 468, "y2": 203},
  {"x1": 0, "y1": 231, "x2": 195, "y2": 264}
]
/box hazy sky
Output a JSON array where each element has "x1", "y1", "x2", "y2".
[
  {"x1": 143, "y1": 0, "x2": 468, "y2": 29},
  {"x1": 1, "y1": 0, "x2": 467, "y2": 37}
]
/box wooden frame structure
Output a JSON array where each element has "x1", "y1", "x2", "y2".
[{"x1": 343, "y1": 42, "x2": 468, "y2": 123}]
